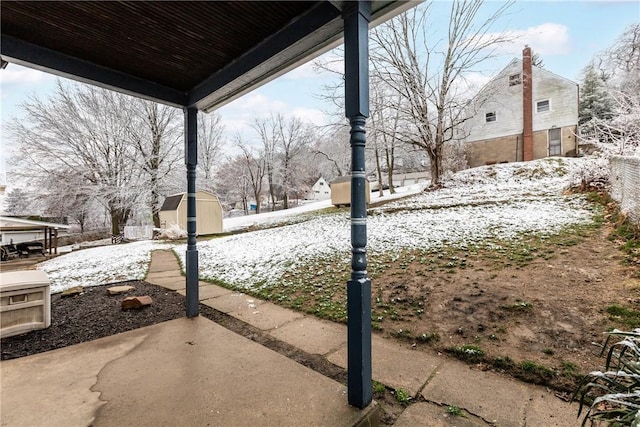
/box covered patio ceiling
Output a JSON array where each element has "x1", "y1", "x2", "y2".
[{"x1": 1, "y1": 0, "x2": 413, "y2": 112}]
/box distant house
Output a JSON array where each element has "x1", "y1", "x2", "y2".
[
  {"x1": 305, "y1": 177, "x2": 332, "y2": 201},
  {"x1": 159, "y1": 191, "x2": 223, "y2": 235},
  {"x1": 465, "y1": 46, "x2": 579, "y2": 168}
]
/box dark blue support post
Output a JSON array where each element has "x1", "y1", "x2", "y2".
[
  {"x1": 184, "y1": 107, "x2": 199, "y2": 318},
  {"x1": 344, "y1": 0, "x2": 372, "y2": 409}
]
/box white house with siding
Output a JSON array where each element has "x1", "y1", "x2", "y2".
[
  {"x1": 465, "y1": 46, "x2": 579, "y2": 168},
  {"x1": 306, "y1": 177, "x2": 332, "y2": 201}
]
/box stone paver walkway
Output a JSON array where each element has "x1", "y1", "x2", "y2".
[{"x1": 147, "y1": 250, "x2": 581, "y2": 426}]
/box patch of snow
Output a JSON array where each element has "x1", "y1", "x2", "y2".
[
  {"x1": 38, "y1": 241, "x2": 173, "y2": 293},
  {"x1": 223, "y1": 199, "x2": 334, "y2": 232},
  {"x1": 222, "y1": 181, "x2": 429, "y2": 232}
]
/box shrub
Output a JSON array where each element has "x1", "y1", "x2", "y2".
[
  {"x1": 157, "y1": 224, "x2": 187, "y2": 240},
  {"x1": 573, "y1": 329, "x2": 640, "y2": 426}
]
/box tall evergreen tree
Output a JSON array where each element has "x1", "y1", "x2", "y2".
[{"x1": 579, "y1": 65, "x2": 614, "y2": 133}]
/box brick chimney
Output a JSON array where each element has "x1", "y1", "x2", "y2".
[{"x1": 522, "y1": 45, "x2": 533, "y2": 161}]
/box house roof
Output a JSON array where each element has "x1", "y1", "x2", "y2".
[{"x1": 1, "y1": 1, "x2": 413, "y2": 111}]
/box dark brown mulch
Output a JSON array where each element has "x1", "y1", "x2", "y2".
[{"x1": 1, "y1": 281, "x2": 185, "y2": 360}]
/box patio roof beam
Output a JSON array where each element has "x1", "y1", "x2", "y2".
[
  {"x1": 1, "y1": 35, "x2": 187, "y2": 108},
  {"x1": 189, "y1": 1, "x2": 343, "y2": 111}
]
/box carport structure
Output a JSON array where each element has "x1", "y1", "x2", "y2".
[{"x1": 1, "y1": 0, "x2": 414, "y2": 409}]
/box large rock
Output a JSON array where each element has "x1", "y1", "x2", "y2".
[
  {"x1": 107, "y1": 285, "x2": 135, "y2": 295},
  {"x1": 121, "y1": 296, "x2": 153, "y2": 310},
  {"x1": 61, "y1": 286, "x2": 84, "y2": 298}
]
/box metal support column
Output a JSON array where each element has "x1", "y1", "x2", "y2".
[
  {"x1": 184, "y1": 107, "x2": 199, "y2": 318},
  {"x1": 343, "y1": 0, "x2": 372, "y2": 409}
]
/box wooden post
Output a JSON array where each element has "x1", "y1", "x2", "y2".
[
  {"x1": 42, "y1": 227, "x2": 48, "y2": 254},
  {"x1": 184, "y1": 107, "x2": 199, "y2": 318},
  {"x1": 343, "y1": 0, "x2": 372, "y2": 409}
]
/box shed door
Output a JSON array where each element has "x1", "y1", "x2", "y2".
[{"x1": 548, "y1": 128, "x2": 561, "y2": 156}]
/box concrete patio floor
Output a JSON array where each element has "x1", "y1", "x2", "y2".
[{"x1": 1, "y1": 316, "x2": 377, "y2": 427}]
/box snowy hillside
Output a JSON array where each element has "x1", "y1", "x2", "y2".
[{"x1": 38, "y1": 157, "x2": 599, "y2": 293}]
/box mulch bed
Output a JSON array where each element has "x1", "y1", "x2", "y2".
[{"x1": 1, "y1": 281, "x2": 186, "y2": 360}]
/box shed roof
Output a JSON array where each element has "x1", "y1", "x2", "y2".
[
  {"x1": 160, "y1": 195, "x2": 184, "y2": 212},
  {"x1": 1, "y1": 1, "x2": 413, "y2": 111},
  {"x1": 160, "y1": 191, "x2": 221, "y2": 211}
]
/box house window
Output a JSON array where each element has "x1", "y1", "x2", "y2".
[
  {"x1": 509, "y1": 73, "x2": 521, "y2": 86},
  {"x1": 548, "y1": 128, "x2": 561, "y2": 156},
  {"x1": 319, "y1": 182, "x2": 324, "y2": 186},
  {"x1": 485, "y1": 112, "x2": 496, "y2": 123},
  {"x1": 536, "y1": 99, "x2": 550, "y2": 113}
]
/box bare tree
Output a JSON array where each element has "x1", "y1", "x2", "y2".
[
  {"x1": 215, "y1": 155, "x2": 251, "y2": 214},
  {"x1": 585, "y1": 23, "x2": 640, "y2": 153},
  {"x1": 197, "y1": 112, "x2": 226, "y2": 193},
  {"x1": 592, "y1": 89, "x2": 640, "y2": 155},
  {"x1": 235, "y1": 138, "x2": 265, "y2": 214},
  {"x1": 369, "y1": 77, "x2": 403, "y2": 195},
  {"x1": 252, "y1": 116, "x2": 279, "y2": 210},
  {"x1": 371, "y1": 0, "x2": 513, "y2": 186},
  {"x1": 8, "y1": 81, "x2": 143, "y2": 235},
  {"x1": 607, "y1": 23, "x2": 640, "y2": 78},
  {"x1": 38, "y1": 175, "x2": 93, "y2": 231},
  {"x1": 311, "y1": 126, "x2": 352, "y2": 180},
  {"x1": 128, "y1": 100, "x2": 182, "y2": 228},
  {"x1": 274, "y1": 114, "x2": 312, "y2": 209},
  {"x1": 314, "y1": 51, "x2": 398, "y2": 192}
]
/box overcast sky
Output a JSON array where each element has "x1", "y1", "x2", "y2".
[{"x1": 1, "y1": 0, "x2": 638, "y2": 186}]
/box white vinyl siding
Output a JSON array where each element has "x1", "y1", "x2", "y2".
[
  {"x1": 531, "y1": 67, "x2": 578, "y2": 132},
  {"x1": 485, "y1": 112, "x2": 496, "y2": 123},
  {"x1": 536, "y1": 99, "x2": 550, "y2": 113},
  {"x1": 465, "y1": 59, "x2": 577, "y2": 143}
]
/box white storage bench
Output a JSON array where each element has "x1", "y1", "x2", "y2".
[{"x1": 0, "y1": 270, "x2": 51, "y2": 338}]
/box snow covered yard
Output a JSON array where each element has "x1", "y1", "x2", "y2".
[
  {"x1": 38, "y1": 241, "x2": 173, "y2": 293},
  {"x1": 181, "y1": 158, "x2": 596, "y2": 290},
  {"x1": 39, "y1": 157, "x2": 599, "y2": 293}
]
